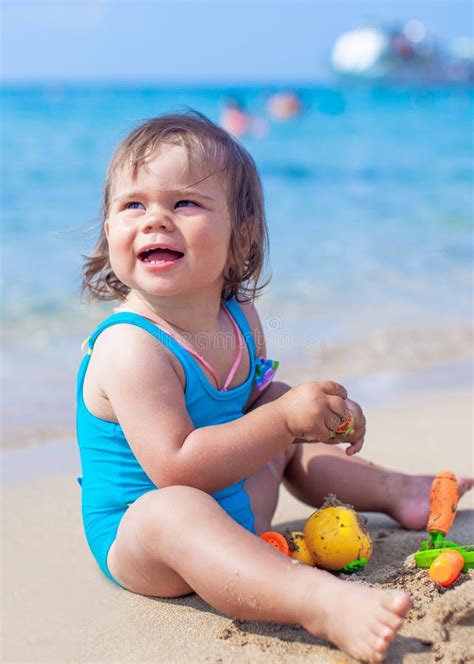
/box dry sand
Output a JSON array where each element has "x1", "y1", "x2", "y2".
[{"x1": 2, "y1": 386, "x2": 473, "y2": 663}]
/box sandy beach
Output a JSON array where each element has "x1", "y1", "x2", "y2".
[{"x1": 2, "y1": 381, "x2": 473, "y2": 663}]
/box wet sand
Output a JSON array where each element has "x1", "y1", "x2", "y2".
[{"x1": 2, "y1": 384, "x2": 473, "y2": 663}]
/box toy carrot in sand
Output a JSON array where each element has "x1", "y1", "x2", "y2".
[
  {"x1": 427, "y1": 471, "x2": 458, "y2": 544},
  {"x1": 415, "y1": 471, "x2": 474, "y2": 585}
]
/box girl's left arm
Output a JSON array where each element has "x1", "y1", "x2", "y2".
[{"x1": 241, "y1": 300, "x2": 366, "y2": 454}]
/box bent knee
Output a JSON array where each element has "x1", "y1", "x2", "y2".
[
  {"x1": 132, "y1": 485, "x2": 216, "y2": 536},
  {"x1": 138, "y1": 484, "x2": 214, "y2": 512}
]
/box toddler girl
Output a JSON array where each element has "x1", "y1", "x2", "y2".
[{"x1": 77, "y1": 111, "x2": 471, "y2": 662}]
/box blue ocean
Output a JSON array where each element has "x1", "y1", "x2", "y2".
[{"x1": 2, "y1": 85, "x2": 473, "y2": 446}]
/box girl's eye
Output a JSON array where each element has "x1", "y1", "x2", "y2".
[
  {"x1": 125, "y1": 201, "x2": 145, "y2": 210},
  {"x1": 175, "y1": 200, "x2": 197, "y2": 209}
]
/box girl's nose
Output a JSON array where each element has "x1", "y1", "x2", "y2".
[{"x1": 141, "y1": 210, "x2": 175, "y2": 232}]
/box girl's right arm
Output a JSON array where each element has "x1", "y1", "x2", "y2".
[{"x1": 94, "y1": 325, "x2": 350, "y2": 494}]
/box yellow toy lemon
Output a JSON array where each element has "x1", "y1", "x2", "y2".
[
  {"x1": 303, "y1": 496, "x2": 372, "y2": 571},
  {"x1": 287, "y1": 531, "x2": 316, "y2": 566}
]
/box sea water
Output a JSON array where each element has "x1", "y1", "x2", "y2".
[{"x1": 2, "y1": 85, "x2": 473, "y2": 445}]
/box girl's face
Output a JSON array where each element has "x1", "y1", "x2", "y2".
[{"x1": 105, "y1": 143, "x2": 232, "y2": 301}]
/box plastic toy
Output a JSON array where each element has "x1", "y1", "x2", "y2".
[
  {"x1": 287, "y1": 531, "x2": 315, "y2": 566},
  {"x1": 259, "y1": 530, "x2": 291, "y2": 556},
  {"x1": 260, "y1": 495, "x2": 372, "y2": 573},
  {"x1": 303, "y1": 499, "x2": 372, "y2": 571},
  {"x1": 429, "y1": 549, "x2": 465, "y2": 586},
  {"x1": 414, "y1": 471, "x2": 474, "y2": 586},
  {"x1": 330, "y1": 413, "x2": 354, "y2": 439}
]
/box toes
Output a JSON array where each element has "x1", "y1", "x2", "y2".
[
  {"x1": 381, "y1": 590, "x2": 411, "y2": 617},
  {"x1": 379, "y1": 607, "x2": 404, "y2": 631},
  {"x1": 367, "y1": 633, "x2": 390, "y2": 661},
  {"x1": 371, "y1": 622, "x2": 395, "y2": 643},
  {"x1": 352, "y1": 639, "x2": 384, "y2": 663},
  {"x1": 356, "y1": 625, "x2": 396, "y2": 663}
]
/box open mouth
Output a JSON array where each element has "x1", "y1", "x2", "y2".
[{"x1": 138, "y1": 246, "x2": 185, "y2": 265}]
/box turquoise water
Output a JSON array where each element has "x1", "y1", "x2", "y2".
[
  {"x1": 2, "y1": 85, "x2": 473, "y2": 338},
  {"x1": 2, "y1": 85, "x2": 473, "y2": 331},
  {"x1": 1, "y1": 85, "x2": 473, "y2": 444}
]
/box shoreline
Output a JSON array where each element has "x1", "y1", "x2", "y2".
[
  {"x1": 3, "y1": 381, "x2": 473, "y2": 484},
  {"x1": 2, "y1": 337, "x2": 472, "y2": 450}
]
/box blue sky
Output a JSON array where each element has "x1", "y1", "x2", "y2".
[{"x1": 2, "y1": 1, "x2": 472, "y2": 82}]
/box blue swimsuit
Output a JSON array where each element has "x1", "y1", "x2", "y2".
[{"x1": 76, "y1": 298, "x2": 278, "y2": 585}]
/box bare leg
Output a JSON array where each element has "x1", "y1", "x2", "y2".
[
  {"x1": 283, "y1": 440, "x2": 473, "y2": 530},
  {"x1": 108, "y1": 485, "x2": 410, "y2": 662},
  {"x1": 245, "y1": 382, "x2": 473, "y2": 531}
]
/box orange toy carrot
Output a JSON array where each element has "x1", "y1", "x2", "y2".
[
  {"x1": 429, "y1": 549, "x2": 464, "y2": 587},
  {"x1": 427, "y1": 471, "x2": 459, "y2": 536}
]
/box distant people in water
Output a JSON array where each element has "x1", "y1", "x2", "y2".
[
  {"x1": 220, "y1": 92, "x2": 303, "y2": 141},
  {"x1": 267, "y1": 92, "x2": 302, "y2": 120},
  {"x1": 220, "y1": 99, "x2": 268, "y2": 139},
  {"x1": 220, "y1": 99, "x2": 251, "y2": 138}
]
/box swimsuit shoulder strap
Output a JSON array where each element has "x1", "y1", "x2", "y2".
[
  {"x1": 84, "y1": 311, "x2": 198, "y2": 372},
  {"x1": 140, "y1": 304, "x2": 244, "y2": 392},
  {"x1": 222, "y1": 297, "x2": 257, "y2": 361}
]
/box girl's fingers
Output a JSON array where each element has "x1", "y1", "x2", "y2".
[
  {"x1": 324, "y1": 410, "x2": 344, "y2": 432},
  {"x1": 340, "y1": 430, "x2": 365, "y2": 447},
  {"x1": 345, "y1": 399, "x2": 366, "y2": 429},
  {"x1": 314, "y1": 423, "x2": 334, "y2": 442},
  {"x1": 342, "y1": 421, "x2": 366, "y2": 440},
  {"x1": 327, "y1": 396, "x2": 351, "y2": 422},
  {"x1": 318, "y1": 381, "x2": 348, "y2": 399},
  {"x1": 345, "y1": 437, "x2": 364, "y2": 455}
]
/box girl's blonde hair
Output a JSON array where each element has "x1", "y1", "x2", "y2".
[{"x1": 82, "y1": 110, "x2": 270, "y2": 302}]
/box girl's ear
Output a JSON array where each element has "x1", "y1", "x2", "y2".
[{"x1": 104, "y1": 221, "x2": 110, "y2": 239}]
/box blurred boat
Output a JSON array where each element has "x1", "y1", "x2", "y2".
[{"x1": 331, "y1": 21, "x2": 474, "y2": 85}]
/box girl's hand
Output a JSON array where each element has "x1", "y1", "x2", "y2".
[
  {"x1": 337, "y1": 399, "x2": 366, "y2": 456},
  {"x1": 277, "y1": 381, "x2": 352, "y2": 443}
]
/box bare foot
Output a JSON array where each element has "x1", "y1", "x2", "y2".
[
  {"x1": 302, "y1": 572, "x2": 411, "y2": 662},
  {"x1": 386, "y1": 474, "x2": 474, "y2": 531}
]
